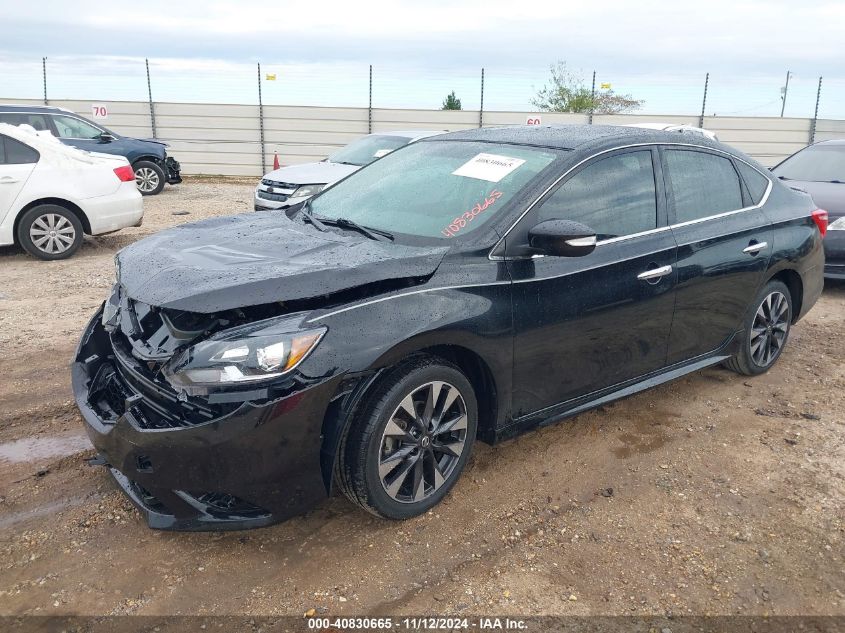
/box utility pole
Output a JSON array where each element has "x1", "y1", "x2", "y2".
[
  {"x1": 257, "y1": 63, "x2": 266, "y2": 173},
  {"x1": 368, "y1": 65, "x2": 373, "y2": 134},
  {"x1": 780, "y1": 70, "x2": 792, "y2": 117},
  {"x1": 810, "y1": 76, "x2": 823, "y2": 144},
  {"x1": 145, "y1": 58, "x2": 157, "y2": 139},
  {"x1": 588, "y1": 71, "x2": 596, "y2": 125},
  {"x1": 699, "y1": 72, "x2": 709, "y2": 129}
]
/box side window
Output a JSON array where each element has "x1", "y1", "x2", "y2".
[
  {"x1": 0, "y1": 135, "x2": 4, "y2": 164},
  {"x1": 665, "y1": 150, "x2": 743, "y2": 223},
  {"x1": 0, "y1": 135, "x2": 39, "y2": 164},
  {"x1": 0, "y1": 113, "x2": 50, "y2": 131},
  {"x1": 535, "y1": 150, "x2": 657, "y2": 240},
  {"x1": 51, "y1": 115, "x2": 103, "y2": 139},
  {"x1": 735, "y1": 160, "x2": 770, "y2": 204}
]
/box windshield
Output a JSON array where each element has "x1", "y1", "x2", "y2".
[
  {"x1": 327, "y1": 134, "x2": 415, "y2": 167},
  {"x1": 773, "y1": 144, "x2": 845, "y2": 182},
  {"x1": 309, "y1": 140, "x2": 561, "y2": 241}
]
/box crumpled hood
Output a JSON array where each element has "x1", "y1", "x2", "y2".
[
  {"x1": 117, "y1": 212, "x2": 448, "y2": 313},
  {"x1": 262, "y1": 161, "x2": 359, "y2": 186}
]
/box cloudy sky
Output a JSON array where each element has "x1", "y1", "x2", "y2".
[{"x1": 2, "y1": 0, "x2": 843, "y2": 116}]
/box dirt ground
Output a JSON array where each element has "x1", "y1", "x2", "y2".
[{"x1": 0, "y1": 181, "x2": 843, "y2": 619}]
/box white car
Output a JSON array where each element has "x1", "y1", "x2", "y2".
[
  {"x1": 0, "y1": 123, "x2": 143, "y2": 260},
  {"x1": 255, "y1": 130, "x2": 443, "y2": 211}
]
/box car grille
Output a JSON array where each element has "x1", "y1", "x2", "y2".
[
  {"x1": 257, "y1": 190, "x2": 290, "y2": 202},
  {"x1": 261, "y1": 179, "x2": 298, "y2": 189}
]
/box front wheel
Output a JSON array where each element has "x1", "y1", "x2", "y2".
[
  {"x1": 133, "y1": 160, "x2": 165, "y2": 195},
  {"x1": 337, "y1": 356, "x2": 477, "y2": 519},
  {"x1": 724, "y1": 280, "x2": 793, "y2": 376}
]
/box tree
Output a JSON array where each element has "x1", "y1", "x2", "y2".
[
  {"x1": 442, "y1": 91, "x2": 462, "y2": 110},
  {"x1": 532, "y1": 62, "x2": 644, "y2": 114}
]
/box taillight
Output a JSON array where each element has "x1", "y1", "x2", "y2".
[
  {"x1": 113, "y1": 165, "x2": 135, "y2": 183},
  {"x1": 811, "y1": 209, "x2": 828, "y2": 237}
]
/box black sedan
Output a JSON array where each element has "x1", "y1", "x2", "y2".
[
  {"x1": 73, "y1": 125, "x2": 825, "y2": 530},
  {"x1": 771, "y1": 139, "x2": 844, "y2": 279}
]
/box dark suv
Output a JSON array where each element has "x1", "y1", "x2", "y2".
[
  {"x1": 73, "y1": 125, "x2": 825, "y2": 531},
  {"x1": 0, "y1": 104, "x2": 181, "y2": 195}
]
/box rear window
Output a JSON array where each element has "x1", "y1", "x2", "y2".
[
  {"x1": 0, "y1": 134, "x2": 40, "y2": 165},
  {"x1": 772, "y1": 144, "x2": 845, "y2": 183},
  {"x1": 665, "y1": 150, "x2": 743, "y2": 223},
  {"x1": 736, "y1": 161, "x2": 770, "y2": 204}
]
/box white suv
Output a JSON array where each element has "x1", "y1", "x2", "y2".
[{"x1": 0, "y1": 123, "x2": 143, "y2": 260}]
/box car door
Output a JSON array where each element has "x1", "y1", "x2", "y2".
[
  {"x1": 661, "y1": 147, "x2": 774, "y2": 364},
  {"x1": 506, "y1": 147, "x2": 678, "y2": 418},
  {"x1": 0, "y1": 135, "x2": 39, "y2": 225}
]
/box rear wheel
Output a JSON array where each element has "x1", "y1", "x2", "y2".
[
  {"x1": 16, "y1": 204, "x2": 83, "y2": 260},
  {"x1": 724, "y1": 280, "x2": 793, "y2": 376},
  {"x1": 133, "y1": 160, "x2": 165, "y2": 195},
  {"x1": 337, "y1": 356, "x2": 477, "y2": 519}
]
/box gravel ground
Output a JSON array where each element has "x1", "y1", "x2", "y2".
[{"x1": 0, "y1": 181, "x2": 843, "y2": 619}]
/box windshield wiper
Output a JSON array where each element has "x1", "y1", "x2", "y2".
[
  {"x1": 299, "y1": 201, "x2": 329, "y2": 232},
  {"x1": 333, "y1": 161, "x2": 361, "y2": 166},
  {"x1": 322, "y1": 217, "x2": 394, "y2": 242}
]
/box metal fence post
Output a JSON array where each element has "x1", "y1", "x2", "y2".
[
  {"x1": 368, "y1": 65, "x2": 373, "y2": 134},
  {"x1": 588, "y1": 71, "x2": 596, "y2": 124},
  {"x1": 479, "y1": 68, "x2": 485, "y2": 128},
  {"x1": 699, "y1": 72, "x2": 709, "y2": 128},
  {"x1": 42, "y1": 57, "x2": 47, "y2": 105},
  {"x1": 810, "y1": 76, "x2": 823, "y2": 144},
  {"x1": 257, "y1": 63, "x2": 266, "y2": 174},
  {"x1": 780, "y1": 70, "x2": 791, "y2": 117},
  {"x1": 145, "y1": 59, "x2": 157, "y2": 139}
]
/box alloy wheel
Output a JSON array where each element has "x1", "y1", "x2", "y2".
[
  {"x1": 378, "y1": 381, "x2": 468, "y2": 504},
  {"x1": 135, "y1": 167, "x2": 160, "y2": 193},
  {"x1": 29, "y1": 213, "x2": 76, "y2": 255},
  {"x1": 750, "y1": 291, "x2": 790, "y2": 367}
]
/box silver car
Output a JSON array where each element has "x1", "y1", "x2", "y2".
[{"x1": 254, "y1": 130, "x2": 442, "y2": 211}]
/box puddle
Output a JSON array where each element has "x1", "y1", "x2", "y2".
[{"x1": 0, "y1": 431, "x2": 92, "y2": 465}]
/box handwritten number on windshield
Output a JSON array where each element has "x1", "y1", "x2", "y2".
[{"x1": 441, "y1": 189, "x2": 503, "y2": 238}]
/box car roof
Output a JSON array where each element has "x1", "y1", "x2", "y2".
[
  {"x1": 814, "y1": 139, "x2": 845, "y2": 146},
  {"x1": 0, "y1": 104, "x2": 74, "y2": 114},
  {"x1": 428, "y1": 124, "x2": 725, "y2": 152}
]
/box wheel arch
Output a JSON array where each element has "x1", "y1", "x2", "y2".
[
  {"x1": 13, "y1": 197, "x2": 91, "y2": 243},
  {"x1": 318, "y1": 341, "x2": 500, "y2": 494},
  {"x1": 131, "y1": 155, "x2": 165, "y2": 168},
  {"x1": 768, "y1": 269, "x2": 803, "y2": 323}
]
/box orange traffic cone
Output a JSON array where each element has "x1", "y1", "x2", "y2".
[{"x1": 273, "y1": 152, "x2": 280, "y2": 170}]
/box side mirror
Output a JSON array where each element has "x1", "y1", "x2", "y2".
[
  {"x1": 98, "y1": 133, "x2": 115, "y2": 142},
  {"x1": 528, "y1": 219, "x2": 597, "y2": 257}
]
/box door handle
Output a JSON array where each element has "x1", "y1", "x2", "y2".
[
  {"x1": 637, "y1": 265, "x2": 673, "y2": 281},
  {"x1": 743, "y1": 241, "x2": 768, "y2": 255},
  {"x1": 0, "y1": 176, "x2": 20, "y2": 184}
]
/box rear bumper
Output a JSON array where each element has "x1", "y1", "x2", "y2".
[
  {"x1": 72, "y1": 308, "x2": 336, "y2": 531},
  {"x1": 84, "y1": 184, "x2": 144, "y2": 235}
]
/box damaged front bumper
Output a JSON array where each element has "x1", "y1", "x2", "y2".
[
  {"x1": 165, "y1": 155, "x2": 182, "y2": 185},
  {"x1": 72, "y1": 308, "x2": 338, "y2": 531}
]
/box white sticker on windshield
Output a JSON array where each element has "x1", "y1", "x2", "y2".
[
  {"x1": 373, "y1": 149, "x2": 393, "y2": 158},
  {"x1": 452, "y1": 153, "x2": 526, "y2": 182}
]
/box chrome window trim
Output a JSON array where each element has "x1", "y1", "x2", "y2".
[{"x1": 489, "y1": 141, "x2": 773, "y2": 259}]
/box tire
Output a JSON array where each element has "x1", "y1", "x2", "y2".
[
  {"x1": 16, "y1": 204, "x2": 83, "y2": 260},
  {"x1": 337, "y1": 355, "x2": 478, "y2": 519},
  {"x1": 133, "y1": 160, "x2": 165, "y2": 195},
  {"x1": 724, "y1": 279, "x2": 793, "y2": 376}
]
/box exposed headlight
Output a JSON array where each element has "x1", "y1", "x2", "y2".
[
  {"x1": 291, "y1": 184, "x2": 325, "y2": 198},
  {"x1": 163, "y1": 320, "x2": 326, "y2": 394},
  {"x1": 828, "y1": 216, "x2": 845, "y2": 230}
]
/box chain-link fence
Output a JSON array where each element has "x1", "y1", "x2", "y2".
[{"x1": 3, "y1": 55, "x2": 842, "y2": 121}]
